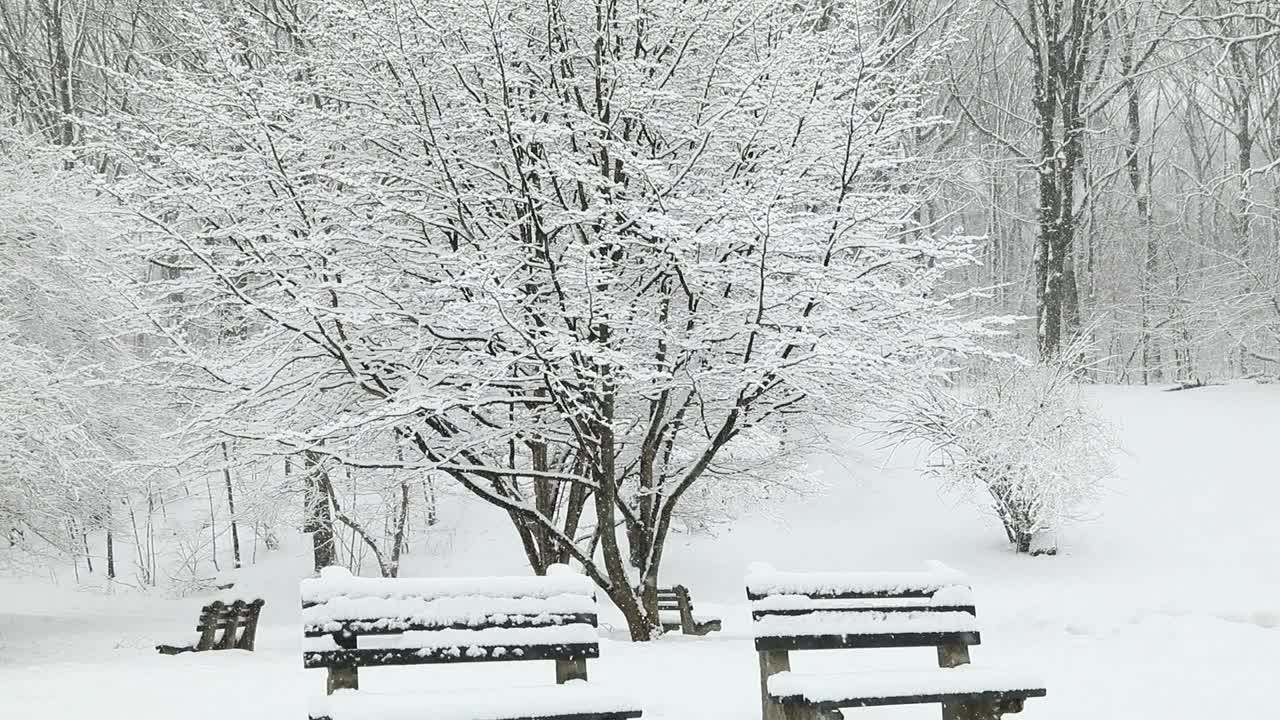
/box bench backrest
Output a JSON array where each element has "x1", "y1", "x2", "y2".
[
  {"x1": 195, "y1": 599, "x2": 265, "y2": 651},
  {"x1": 301, "y1": 566, "x2": 601, "y2": 690},
  {"x1": 746, "y1": 565, "x2": 978, "y2": 653},
  {"x1": 655, "y1": 586, "x2": 693, "y2": 613}
]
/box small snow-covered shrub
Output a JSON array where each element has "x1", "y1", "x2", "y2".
[{"x1": 900, "y1": 361, "x2": 1118, "y2": 554}]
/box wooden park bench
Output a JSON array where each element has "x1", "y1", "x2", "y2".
[
  {"x1": 747, "y1": 564, "x2": 1045, "y2": 720},
  {"x1": 301, "y1": 565, "x2": 643, "y2": 720},
  {"x1": 656, "y1": 585, "x2": 722, "y2": 636},
  {"x1": 155, "y1": 598, "x2": 265, "y2": 655}
]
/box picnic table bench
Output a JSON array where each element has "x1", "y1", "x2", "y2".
[
  {"x1": 301, "y1": 565, "x2": 642, "y2": 720},
  {"x1": 156, "y1": 598, "x2": 264, "y2": 654},
  {"x1": 656, "y1": 585, "x2": 722, "y2": 636},
  {"x1": 747, "y1": 564, "x2": 1045, "y2": 720}
]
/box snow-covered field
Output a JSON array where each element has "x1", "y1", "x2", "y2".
[{"x1": 2, "y1": 384, "x2": 1277, "y2": 719}]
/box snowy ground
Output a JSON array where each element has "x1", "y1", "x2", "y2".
[{"x1": 2, "y1": 384, "x2": 1277, "y2": 718}]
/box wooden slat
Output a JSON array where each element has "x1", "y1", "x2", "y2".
[
  {"x1": 751, "y1": 604, "x2": 977, "y2": 620},
  {"x1": 747, "y1": 588, "x2": 936, "y2": 601},
  {"x1": 303, "y1": 642, "x2": 600, "y2": 669},
  {"x1": 754, "y1": 631, "x2": 981, "y2": 652},
  {"x1": 310, "y1": 711, "x2": 642, "y2": 720},
  {"x1": 302, "y1": 612, "x2": 597, "y2": 638},
  {"x1": 773, "y1": 686, "x2": 1046, "y2": 710}
]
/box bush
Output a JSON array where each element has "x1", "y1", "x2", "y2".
[{"x1": 900, "y1": 361, "x2": 1118, "y2": 553}]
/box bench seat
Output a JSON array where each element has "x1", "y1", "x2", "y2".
[
  {"x1": 768, "y1": 667, "x2": 1047, "y2": 709},
  {"x1": 310, "y1": 681, "x2": 643, "y2": 720}
]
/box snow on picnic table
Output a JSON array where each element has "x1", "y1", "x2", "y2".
[
  {"x1": 752, "y1": 610, "x2": 980, "y2": 638},
  {"x1": 768, "y1": 666, "x2": 1045, "y2": 703},
  {"x1": 745, "y1": 562, "x2": 970, "y2": 599},
  {"x1": 301, "y1": 565, "x2": 596, "y2": 605},
  {"x1": 301, "y1": 594, "x2": 599, "y2": 633}
]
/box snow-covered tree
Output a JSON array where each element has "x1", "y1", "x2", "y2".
[
  {"x1": 105, "y1": 0, "x2": 990, "y2": 637},
  {"x1": 898, "y1": 356, "x2": 1118, "y2": 554},
  {"x1": 0, "y1": 132, "x2": 169, "y2": 578}
]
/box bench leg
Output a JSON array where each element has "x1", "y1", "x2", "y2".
[
  {"x1": 326, "y1": 666, "x2": 358, "y2": 694},
  {"x1": 781, "y1": 705, "x2": 831, "y2": 720},
  {"x1": 759, "y1": 650, "x2": 792, "y2": 720},
  {"x1": 327, "y1": 632, "x2": 358, "y2": 694},
  {"x1": 556, "y1": 657, "x2": 588, "y2": 684},
  {"x1": 938, "y1": 642, "x2": 973, "y2": 720}
]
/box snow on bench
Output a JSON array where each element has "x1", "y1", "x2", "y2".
[
  {"x1": 748, "y1": 564, "x2": 1045, "y2": 720},
  {"x1": 302, "y1": 565, "x2": 597, "y2": 604},
  {"x1": 746, "y1": 561, "x2": 972, "y2": 600},
  {"x1": 302, "y1": 565, "x2": 641, "y2": 720},
  {"x1": 768, "y1": 667, "x2": 1046, "y2": 709},
  {"x1": 753, "y1": 609, "x2": 981, "y2": 648},
  {"x1": 302, "y1": 595, "x2": 599, "y2": 635}
]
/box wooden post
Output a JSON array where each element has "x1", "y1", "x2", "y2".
[
  {"x1": 326, "y1": 632, "x2": 359, "y2": 694},
  {"x1": 555, "y1": 657, "x2": 588, "y2": 684},
  {"x1": 758, "y1": 649, "x2": 792, "y2": 720},
  {"x1": 195, "y1": 602, "x2": 222, "y2": 651},
  {"x1": 938, "y1": 642, "x2": 972, "y2": 720}
]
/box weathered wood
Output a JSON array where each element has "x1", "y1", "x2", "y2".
[
  {"x1": 325, "y1": 633, "x2": 358, "y2": 695},
  {"x1": 216, "y1": 600, "x2": 246, "y2": 650},
  {"x1": 238, "y1": 600, "x2": 264, "y2": 650},
  {"x1": 750, "y1": 573, "x2": 1043, "y2": 720},
  {"x1": 653, "y1": 584, "x2": 721, "y2": 636},
  {"x1": 748, "y1": 588, "x2": 934, "y2": 601},
  {"x1": 555, "y1": 657, "x2": 588, "y2": 684},
  {"x1": 311, "y1": 712, "x2": 644, "y2": 720},
  {"x1": 302, "y1": 576, "x2": 639, "y2": 720},
  {"x1": 938, "y1": 641, "x2": 974, "y2": 720},
  {"x1": 160, "y1": 598, "x2": 264, "y2": 655},
  {"x1": 771, "y1": 689, "x2": 1047, "y2": 712},
  {"x1": 305, "y1": 642, "x2": 601, "y2": 669},
  {"x1": 758, "y1": 649, "x2": 792, "y2": 720},
  {"x1": 938, "y1": 642, "x2": 972, "y2": 668},
  {"x1": 301, "y1": 611, "x2": 597, "y2": 637},
  {"x1": 675, "y1": 586, "x2": 696, "y2": 635},
  {"x1": 755, "y1": 631, "x2": 981, "y2": 652},
  {"x1": 751, "y1": 604, "x2": 977, "y2": 619},
  {"x1": 195, "y1": 602, "x2": 223, "y2": 651}
]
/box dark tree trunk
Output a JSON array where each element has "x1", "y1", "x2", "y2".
[
  {"x1": 303, "y1": 451, "x2": 336, "y2": 573},
  {"x1": 222, "y1": 443, "x2": 241, "y2": 569},
  {"x1": 105, "y1": 526, "x2": 115, "y2": 580}
]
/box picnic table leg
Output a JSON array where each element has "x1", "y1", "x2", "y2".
[
  {"x1": 326, "y1": 633, "x2": 359, "y2": 695},
  {"x1": 937, "y1": 642, "x2": 972, "y2": 720},
  {"x1": 555, "y1": 657, "x2": 588, "y2": 684},
  {"x1": 758, "y1": 649, "x2": 792, "y2": 720}
]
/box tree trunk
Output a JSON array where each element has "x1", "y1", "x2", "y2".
[
  {"x1": 105, "y1": 526, "x2": 115, "y2": 580},
  {"x1": 222, "y1": 443, "x2": 241, "y2": 569},
  {"x1": 303, "y1": 451, "x2": 336, "y2": 573},
  {"x1": 387, "y1": 476, "x2": 411, "y2": 578}
]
